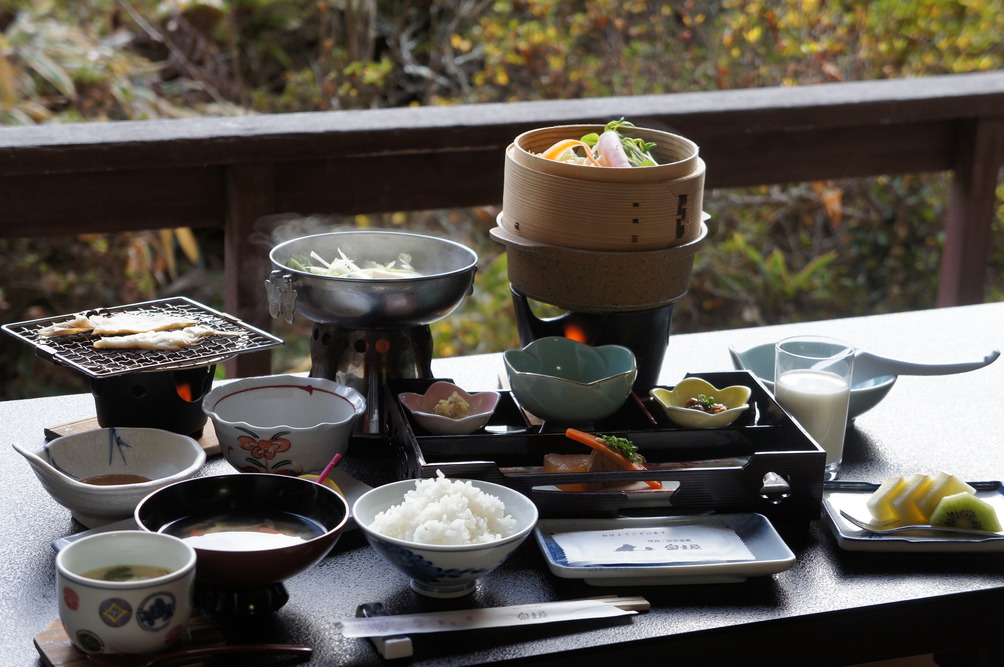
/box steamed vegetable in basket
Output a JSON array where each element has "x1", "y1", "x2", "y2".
[{"x1": 539, "y1": 119, "x2": 659, "y2": 168}]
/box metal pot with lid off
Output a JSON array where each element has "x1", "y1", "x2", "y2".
[{"x1": 266, "y1": 230, "x2": 479, "y2": 436}]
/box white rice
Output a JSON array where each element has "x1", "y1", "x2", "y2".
[{"x1": 370, "y1": 472, "x2": 517, "y2": 545}]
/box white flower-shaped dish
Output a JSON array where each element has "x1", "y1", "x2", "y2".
[
  {"x1": 399, "y1": 381, "x2": 500, "y2": 435},
  {"x1": 650, "y1": 377, "x2": 752, "y2": 428}
]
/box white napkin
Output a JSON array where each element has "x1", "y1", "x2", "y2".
[{"x1": 550, "y1": 524, "x2": 755, "y2": 566}]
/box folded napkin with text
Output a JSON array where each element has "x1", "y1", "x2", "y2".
[{"x1": 550, "y1": 524, "x2": 755, "y2": 566}]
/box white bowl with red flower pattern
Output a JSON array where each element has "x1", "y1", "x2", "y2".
[{"x1": 203, "y1": 374, "x2": 365, "y2": 476}]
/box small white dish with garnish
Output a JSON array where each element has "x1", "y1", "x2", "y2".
[
  {"x1": 649, "y1": 377, "x2": 751, "y2": 428},
  {"x1": 399, "y1": 381, "x2": 500, "y2": 435}
]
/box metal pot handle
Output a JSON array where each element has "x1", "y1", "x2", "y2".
[{"x1": 265, "y1": 270, "x2": 298, "y2": 324}]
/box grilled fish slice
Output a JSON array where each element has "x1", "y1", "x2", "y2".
[
  {"x1": 36, "y1": 314, "x2": 95, "y2": 337},
  {"x1": 93, "y1": 325, "x2": 237, "y2": 351},
  {"x1": 88, "y1": 313, "x2": 200, "y2": 335},
  {"x1": 37, "y1": 312, "x2": 200, "y2": 337}
]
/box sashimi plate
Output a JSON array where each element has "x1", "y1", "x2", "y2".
[
  {"x1": 823, "y1": 480, "x2": 1004, "y2": 552},
  {"x1": 534, "y1": 514, "x2": 794, "y2": 586}
]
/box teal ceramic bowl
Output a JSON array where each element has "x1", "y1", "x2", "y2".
[
  {"x1": 729, "y1": 342, "x2": 897, "y2": 421},
  {"x1": 503, "y1": 337, "x2": 637, "y2": 426}
]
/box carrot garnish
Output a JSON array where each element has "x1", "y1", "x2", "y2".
[
  {"x1": 564, "y1": 428, "x2": 662, "y2": 489},
  {"x1": 539, "y1": 139, "x2": 601, "y2": 166}
]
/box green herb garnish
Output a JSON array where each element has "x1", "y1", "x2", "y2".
[
  {"x1": 597, "y1": 434, "x2": 645, "y2": 464},
  {"x1": 695, "y1": 394, "x2": 717, "y2": 409}
]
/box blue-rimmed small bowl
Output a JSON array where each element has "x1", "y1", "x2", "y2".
[
  {"x1": 353, "y1": 478, "x2": 538, "y2": 598},
  {"x1": 503, "y1": 337, "x2": 637, "y2": 427}
]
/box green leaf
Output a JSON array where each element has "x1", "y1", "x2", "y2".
[
  {"x1": 245, "y1": 458, "x2": 266, "y2": 470},
  {"x1": 19, "y1": 46, "x2": 75, "y2": 99}
]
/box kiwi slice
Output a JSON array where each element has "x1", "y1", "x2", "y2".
[{"x1": 929, "y1": 492, "x2": 1003, "y2": 532}]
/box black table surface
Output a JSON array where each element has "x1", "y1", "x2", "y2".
[{"x1": 4, "y1": 302, "x2": 1003, "y2": 666}]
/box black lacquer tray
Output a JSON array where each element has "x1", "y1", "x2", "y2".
[{"x1": 387, "y1": 371, "x2": 825, "y2": 528}]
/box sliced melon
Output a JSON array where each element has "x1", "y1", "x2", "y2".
[
  {"x1": 914, "y1": 471, "x2": 976, "y2": 520},
  {"x1": 888, "y1": 473, "x2": 936, "y2": 525},
  {"x1": 866, "y1": 476, "x2": 908, "y2": 525}
]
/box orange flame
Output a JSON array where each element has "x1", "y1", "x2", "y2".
[{"x1": 563, "y1": 323, "x2": 588, "y2": 343}]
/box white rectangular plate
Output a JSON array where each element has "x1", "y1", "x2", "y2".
[
  {"x1": 823, "y1": 481, "x2": 1004, "y2": 552},
  {"x1": 534, "y1": 514, "x2": 795, "y2": 586}
]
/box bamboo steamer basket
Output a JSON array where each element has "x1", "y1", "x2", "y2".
[
  {"x1": 503, "y1": 125, "x2": 705, "y2": 251},
  {"x1": 490, "y1": 217, "x2": 708, "y2": 313}
]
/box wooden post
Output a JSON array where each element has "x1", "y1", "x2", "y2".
[
  {"x1": 937, "y1": 117, "x2": 1004, "y2": 306},
  {"x1": 224, "y1": 162, "x2": 277, "y2": 378}
]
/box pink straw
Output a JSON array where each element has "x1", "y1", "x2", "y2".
[{"x1": 315, "y1": 453, "x2": 343, "y2": 485}]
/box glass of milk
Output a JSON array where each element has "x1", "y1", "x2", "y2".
[{"x1": 775, "y1": 336, "x2": 854, "y2": 481}]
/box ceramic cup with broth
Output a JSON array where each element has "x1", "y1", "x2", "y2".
[{"x1": 56, "y1": 531, "x2": 196, "y2": 655}]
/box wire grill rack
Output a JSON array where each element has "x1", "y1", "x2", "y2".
[{"x1": 2, "y1": 296, "x2": 284, "y2": 378}]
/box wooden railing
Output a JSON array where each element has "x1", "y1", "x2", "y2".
[{"x1": 2, "y1": 71, "x2": 1002, "y2": 376}]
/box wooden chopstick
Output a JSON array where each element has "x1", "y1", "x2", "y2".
[
  {"x1": 631, "y1": 391, "x2": 659, "y2": 425},
  {"x1": 574, "y1": 595, "x2": 651, "y2": 612}
]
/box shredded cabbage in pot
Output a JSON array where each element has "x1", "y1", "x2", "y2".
[{"x1": 287, "y1": 249, "x2": 422, "y2": 279}]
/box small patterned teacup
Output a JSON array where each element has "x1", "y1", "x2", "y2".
[{"x1": 56, "y1": 531, "x2": 196, "y2": 655}]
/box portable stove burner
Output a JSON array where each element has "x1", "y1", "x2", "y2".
[
  {"x1": 510, "y1": 286, "x2": 674, "y2": 390},
  {"x1": 88, "y1": 364, "x2": 219, "y2": 436},
  {"x1": 309, "y1": 324, "x2": 434, "y2": 435},
  {"x1": 3, "y1": 296, "x2": 284, "y2": 437}
]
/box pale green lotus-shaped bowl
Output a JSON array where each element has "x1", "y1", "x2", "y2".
[
  {"x1": 650, "y1": 377, "x2": 752, "y2": 428},
  {"x1": 503, "y1": 336, "x2": 637, "y2": 426}
]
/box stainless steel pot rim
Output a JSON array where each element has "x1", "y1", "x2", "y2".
[{"x1": 269, "y1": 230, "x2": 479, "y2": 281}]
